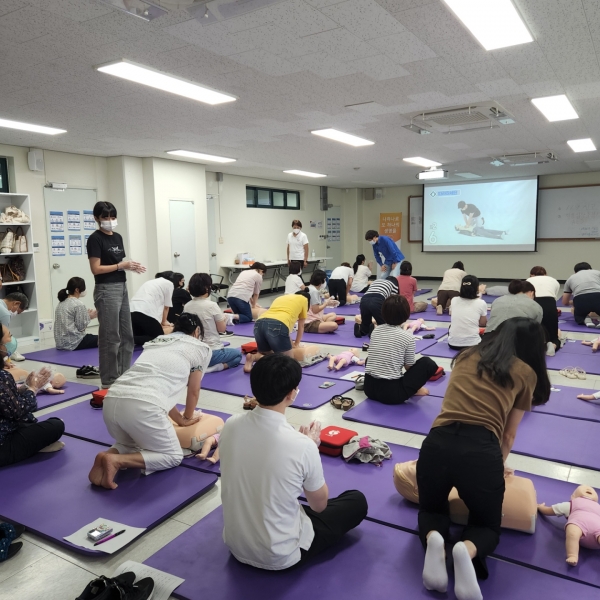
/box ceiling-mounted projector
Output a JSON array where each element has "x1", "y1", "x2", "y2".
[{"x1": 417, "y1": 168, "x2": 448, "y2": 180}]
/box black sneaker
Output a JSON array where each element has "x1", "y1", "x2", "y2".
[
  {"x1": 76, "y1": 365, "x2": 101, "y2": 379},
  {"x1": 219, "y1": 330, "x2": 234, "y2": 337},
  {"x1": 354, "y1": 322, "x2": 362, "y2": 338},
  {"x1": 76, "y1": 573, "x2": 136, "y2": 600}
]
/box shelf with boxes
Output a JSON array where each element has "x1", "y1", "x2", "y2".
[{"x1": 0, "y1": 193, "x2": 38, "y2": 342}]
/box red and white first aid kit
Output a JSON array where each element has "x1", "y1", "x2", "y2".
[{"x1": 319, "y1": 425, "x2": 358, "y2": 457}]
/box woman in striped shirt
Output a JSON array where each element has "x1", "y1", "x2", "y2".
[
  {"x1": 364, "y1": 295, "x2": 438, "y2": 404},
  {"x1": 354, "y1": 277, "x2": 399, "y2": 338}
]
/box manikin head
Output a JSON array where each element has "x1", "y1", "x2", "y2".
[
  {"x1": 571, "y1": 485, "x2": 599, "y2": 502},
  {"x1": 349, "y1": 348, "x2": 361, "y2": 358},
  {"x1": 51, "y1": 373, "x2": 66, "y2": 389}
]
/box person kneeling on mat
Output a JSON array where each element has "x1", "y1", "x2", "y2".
[
  {"x1": 220, "y1": 353, "x2": 368, "y2": 570},
  {"x1": 364, "y1": 295, "x2": 438, "y2": 404},
  {"x1": 417, "y1": 317, "x2": 550, "y2": 600},
  {"x1": 89, "y1": 313, "x2": 211, "y2": 490}
]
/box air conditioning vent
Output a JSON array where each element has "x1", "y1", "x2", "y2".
[
  {"x1": 491, "y1": 152, "x2": 558, "y2": 166},
  {"x1": 427, "y1": 110, "x2": 491, "y2": 126},
  {"x1": 363, "y1": 188, "x2": 383, "y2": 201}
]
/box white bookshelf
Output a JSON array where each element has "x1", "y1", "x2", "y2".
[{"x1": 0, "y1": 193, "x2": 38, "y2": 342}]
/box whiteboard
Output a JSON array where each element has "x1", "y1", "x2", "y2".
[
  {"x1": 409, "y1": 196, "x2": 423, "y2": 242},
  {"x1": 538, "y1": 186, "x2": 600, "y2": 239}
]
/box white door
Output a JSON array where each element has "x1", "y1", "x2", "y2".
[
  {"x1": 169, "y1": 200, "x2": 197, "y2": 278},
  {"x1": 206, "y1": 196, "x2": 218, "y2": 274},
  {"x1": 325, "y1": 207, "x2": 342, "y2": 268},
  {"x1": 44, "y1": 187, "x2": 98, "y2": 315}
]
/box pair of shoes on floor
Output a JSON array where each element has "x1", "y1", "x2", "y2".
[
  {"x1": 77, "y1": 572, "x2": 154, "y2": 600},
  {"x1": 559, "y1": 366, "x2": 586, "y2": 380},
  {"x1": 76, "y1": 365, "x2": 100, "y2": 379},
  {"x1": 0, "y1": 523, "x2": 25, "y2": 563},
  {"x1": 219, "y1": 330, "x2": 234, "y2": 337}
]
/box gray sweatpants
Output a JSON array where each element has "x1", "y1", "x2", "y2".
[{"x1": 94, "y1": 282, "x2": 134, "y2": 388}]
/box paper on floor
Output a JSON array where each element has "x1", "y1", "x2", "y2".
[
  {"x1": 114, "y1": 560, "x2": 184, "y2": 600},
  {"x1": 339, "y1": 370, "x2": 364, "y2": 382},
  {"x1": 64, "y1": 518, "x2": 145, "y2": 554}
]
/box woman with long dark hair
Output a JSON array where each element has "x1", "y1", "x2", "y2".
[
  {"x1": 168, "y1": 272, "x2": 192, "y2": 323},
  {"x1": 350, "y1": 254, "x2": 372, "y2": 293},
  {"x1": 447, "y1": 275, "x2": 487, "y2": 351},
  {"x1": 527, "y1": 266, "x2": 561, "y2": 354},
  {"x1": 417, "y1": 317, "x2": 551, "y2": 600},
  {"x1": 87, "y1": 201, "x2": 146, "y2": 389},
  {"x1": 89, "y1": 313, "x2": 211, "y2": 490},
  {"x1": 54, "y1": 276, "x2": 98, "y2": 350}
]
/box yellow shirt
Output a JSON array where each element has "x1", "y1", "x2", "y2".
[{"x1": 258, "y1": 295, "x2": 308, "y2": 332}]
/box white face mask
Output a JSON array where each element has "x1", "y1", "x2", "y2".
[
  {"x1": 9, "y1": 310, "x2": 18, "y2": 317},
  {"x1": 100, "y1": 219, "x2": 117, "y2": 231},
  {"x1": 79, "y1": 290, "x2": 87, "y2": 298},
  {"x1": 369, "y1": 240, "x2": 376, "y2": 245},
  {"x1": 292, "y1": 387, "x2": 300, "y2": 403},
  {"x1": 293, "y1": 228, "x2": 300, "y2": 234}
]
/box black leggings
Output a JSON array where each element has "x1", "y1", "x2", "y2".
[
  {"x1": 535, "y1": 296, "x2": 560, "y2": 348},
  {"x1": 131, "y1": 311, "x2": 164, "y2": 346},
  {"x1": 328, "y1": 279, "x2": 347, "y2": 306},
  {"x1": 573, "y1": 292, "x2": 600, "y2": 324},
  {"x1": 357, "y1": 294, "x2": 384, "y2": 337},
  {"x1": 417, "y1": 423, "x2": 504, "y2": 580},
  {"x1": 364, "y1": 357, "x2": 438, "y2": 404},
  {"x1": 0, "y1": 418, "x2": 65, "y2": 467},
  {"x1": 296, "y1": 491, "x2": 367, "y2": 567},
  {"x1": 75, "y1": 334, "x2": 98, "y2": 350}
]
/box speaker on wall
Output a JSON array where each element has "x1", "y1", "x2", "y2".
[
  {"x1": 27, "y1": 149, "x2": 44, "y2": 172},
  {"x1": 320, "y1": 186, "x2": 328, "y2": 211}
]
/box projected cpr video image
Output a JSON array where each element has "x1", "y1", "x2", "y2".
[{"x1": 422, "y1": 177, "x2": 538, "y2": 252}]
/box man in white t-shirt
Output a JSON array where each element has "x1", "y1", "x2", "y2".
[
  {"x1": 287, "y1": 219, "x2": 309, "y2": 271},
  {"x1": 328, "y1": 263, "x2": 354, "y2": 306},
  {"x1": 220, "y1": 354, "x2": 367, "y2": 570},
  {"x1": 130, "y1": 272, "x2": 174, "y2": 345}
]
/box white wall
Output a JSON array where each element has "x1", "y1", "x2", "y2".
[{"x1": 359, "y1": 173, "x2": 600, "y2": 281}]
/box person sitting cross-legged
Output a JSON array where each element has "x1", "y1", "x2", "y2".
[{"x1": 219, "y1": 353, "x2": 368, "y2": 570}]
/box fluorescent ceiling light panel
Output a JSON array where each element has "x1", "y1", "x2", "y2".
[
  {"x1": 0, "y1": 118, "x2": 66, "y2": 135},
  {"x1": 95, "y1": 60, "x2": 236, "y2": 105},
  {"x1": 531, "y1": 95, "x2": 579, "y2": 122},
  {"x1": 442, "y1": 0, "x2": 533, "y2": 50},
  {"x1": 417, "y1": 169, "x2": 448, "y2": 180},
  {"x1": 403, "y1": 157, "x2": 442, "y2": 167},
  {"x1": 455, "y1": 172, "x2": 482, "y2": 179},
  {"x1": 311, "y1": 129, "x2": 374, "y2": 147},
  {"x1": 167, "y1": 150, "x2": 236, "y2": 163},
  {"x1": 283, "y1": 170, "x2": 326, "y2": 178},
  {"x1": 567, "y1": 138, "x2": 596, "y2": 153}
]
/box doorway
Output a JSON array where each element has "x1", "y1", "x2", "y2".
[
  {"x1": 44, "y1": 187, "x2": 98, "y2": 315},
  {"x1": 206, "y1": 196, "x2": 218, "y2": 275},
  {"x1": 169, "y1": 199, "x2": 197, "y2": 279}
]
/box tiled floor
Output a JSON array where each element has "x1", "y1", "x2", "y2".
[{"x1": 2, "y1": 281, "x2": 600, "y2": 599}]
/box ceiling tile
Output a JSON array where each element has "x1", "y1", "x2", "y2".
[
  {"x1": 476, "y1": 78, "x2": 523, "y2": 98},
  {"x1": 304, "y1": 27, "x2": 380, "y2": 61},
  {"x1": 455, "y1": 59, "x2": 510, "y2": 84},
  {"x1": 291, "y1": 51, "x2": 359, "y2": 78},
  {"x1": 320, "y1": 0, "x2": 406, "y2": 41},
  {"x1": 0, "y1": 5, "x2": 65, "y2": 42},
  {"x1": 228, "y1": 48, "x2": 303, "y2": 76},
  {"x1": 266, "y1": 0, "x2": 341, "y2": 37},
  {"x1": 392, "y1": 2, "x2": 461, "y2": 43},
  {"x1": 492, "y1": 44, "x2": 557, "y2": 85},
  {"x1": 376, "y1": 0, "x2": 436, "y2": 10},
  {"x1": 368, "y1": 30, "x2": 436, "y2": 64},
  {"x1": 0, "y1": 0, "x2": 28, "y2": 17},
  {"x1": 348, "y1": 54, "x2": 410, "y2": 80},
  {"x1": 26, "y1": 0, "x2": 114, "y2": 22}
]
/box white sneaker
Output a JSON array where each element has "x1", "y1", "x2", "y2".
[
  {"x1": 546, "y1": 342, "x2": 555, "y2": 356},
  {"x1": 11, "y1": 351, "x2": 25, "y2": 362}
]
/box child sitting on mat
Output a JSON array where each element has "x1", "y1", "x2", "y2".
[{"x1": 328, "y1": 348, "x2": 365, "y2": 371}]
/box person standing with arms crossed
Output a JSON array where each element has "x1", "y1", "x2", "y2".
[
  {"x1": 287, "y1": 220, "x2": 309, "y2": 272},
  {"x1": 87, "y1": 202, "x2": 146, "y2": 389},
  {"x1": 364, "y1": 230, "x2": 404, "y2": 278}
]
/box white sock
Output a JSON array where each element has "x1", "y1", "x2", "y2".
[
  {"x1": 546, "y1": 342, "x2": 555, "y2": 356},
  {"x1": 206, "y1": 363, "x2": 224, "y2": 373},
  {"x1": 422, "y1": 531, "x2": 448, "y2": 593},
  {"x1": 453, "y1": 542, "x2": 483, "y2": 600}
]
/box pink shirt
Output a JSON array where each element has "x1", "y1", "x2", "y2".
[
  {"x1": 568, "y1": 497, "x2": 600, "y2": 549},
  {"x1": 333, "y1": 351, "x2": 359, "y2": 365},
  {"x1": 397, "y1": 275, "x2": 418, "y2": 312},
  {"x1": 228, "y1": 270, "x2": 263, "y2": 303}
]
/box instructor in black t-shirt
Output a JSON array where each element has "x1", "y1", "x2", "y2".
[{"x1": 87, "y1": 202, "x2": 146, "y2": 389}]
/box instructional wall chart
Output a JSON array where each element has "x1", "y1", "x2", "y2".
[
  {"x1": 49, "y1": 211, "x2": 64, "y2": 232},
  {"x1": 67, "y1": 210, "x2": 81, "y2": 230},
  {"x1": 83, "y1": 210, "x2": 95, "y2": 230},
  {"x1": 326, "y1": 217, "x2": 340, "y2": 241},
  {"x1": 51, "y1": 236, "x2": 65, "y2": 256},
  {"x1": 69, "y1": 235, "x2": 82, "y2": 255}
]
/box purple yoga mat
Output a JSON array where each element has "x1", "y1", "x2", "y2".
[
  {"x1": 343, "y1": 397, "x2": 600, "y2": 471},
  {"x1": 318, "y1": 442, "x2": 600, "y2": 587},
  {"x1": 545, "y1": 350, "x2": 600, "y2": 375},
  {"x1": 202, "y1": 366, "x2": 354, "y2": 410},
  {"x1": 145, "y1": 506, "x2": 598, "y2": 600},
  {"x1": 35, "y1": 381, "x2": 98, "y2": 410},
  {"x1": 414, "y1": 287, "x2": 432, "y2": 296},
  {"x1": 421, "y1": 303, "x2": 452, "y2": 322},
  {"x1": 420, "y1": 339, "x2": 460, "y2": 359},
  {"x1": 0, "y1": 436, "x2": 217, "y2": 556},
  {"x1": 558, "y1": 319, "x2": 599, "y2": 333},
  {"x1": 324, "y1": 303, "x2": 360, "y2": 316},
  {"x1": 23, "y1": 346, "x2": 143, "y2": 368}
]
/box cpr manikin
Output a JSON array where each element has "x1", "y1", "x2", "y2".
[
  {"x1": 402, "y1": 318, "x2": 435, "y2": 334},
  {"x1": 538, "y1": 484, "x2": 600, "y2": 565},
  {"x1": 328, "y1": 348, "x2": 365, "y2": 371},
  {"x1": 393, "y1": 461, "x2": 538, "y2": 533},
  {"x1": 169, "y1": 411, "x2": 225, "y2": 462},
  {"x1": 8, "y1": 369, "x2": 67, "y2": 394}
]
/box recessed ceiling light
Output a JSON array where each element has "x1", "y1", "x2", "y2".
[
  {"x1": 403, "y1": 157, "x2": 442, "y2": 168},
  {"x1": 283, "y1": 170, "x2": 326, "y2": 178},
  {"x1": 531, "y1": 95, "x2": 579, "y2": 122},
  {"x1": 0, "y1": 117, "x2": 66, "y2": 135},
  {"x1": 455, "y1": 172, "x2": 482, "y2": 179},
  {"x1": 567, "y1": 138, "x2": 596, "y2": 153},
  {"x1": 167, "y1": 150, "x2": 236, "y2": 163},
  {"x1": 311, "y1": 129, "x2": 374, "y2": 147},
  {"x1": 442, "y1": 0, "x2": 533, "y2": 50},
  {"x1": 96, "y1": 60, "x2": 236, "y2": 105}
]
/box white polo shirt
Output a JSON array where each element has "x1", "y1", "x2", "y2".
[
  {"x1": 220, "y1": 407, "x2": 325, "y2": 570},
  {"x1": 287, "y1": 231, "x2": 308, "y2": 261}
]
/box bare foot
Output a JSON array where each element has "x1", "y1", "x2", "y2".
[
  {"x1": 577, "y1": 394, "x2": 597, "y2": 401},
  {"x1": 243, "y1": 353, "x2": 254, "y2": 373},
  {"x1": 566, "y1": 556, "x2": 578, "y2": 566},
  {"x1": 222, "y1": 363, "x2": 229, "y2": 370},
  {"x1": 100, "y1": 453, "x2": 120, "y2": 490},
  {"x1": 414, "y1": 387, "x2": 430, "y2": 396},
  {"x1": 46, "y1": 388, "x2": 65, "y2": 395},
  {"x1": 197, "y1": 452, "x2": 209, "y2": 460},
  {"x1": 89, "y1": 452, "x2": 106, "y2": 486},
  {"x1": 206, "y1": 456, "x2": 218, "y2": 464}
]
